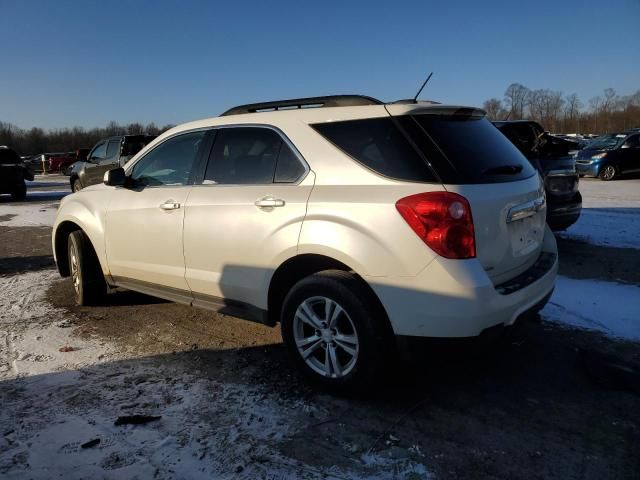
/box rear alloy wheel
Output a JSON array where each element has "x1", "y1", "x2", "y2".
[
  {"x1": 598, "y1": 165, "x2": 617, "y2": 181},
  {"x1": 72, "y1": 179, "x2": 82, "y2": 192},
  {"x1": 281, "y1": 270, "x2": 391, "y2": 391},
  {"x1": 292, "y1": 296, "x2": 359, "y2": 378},
  {"x1": 68, "y1": 230, "x2": 106, "y2": 306}
]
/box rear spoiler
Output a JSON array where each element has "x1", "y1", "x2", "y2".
[
  {"x1": 385, "y1": 103, "x2": 486, "y2": 119},
  {"x1": 408, "y1": 107, "x2": 486, "y2": 118}
]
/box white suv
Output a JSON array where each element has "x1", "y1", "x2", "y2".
[{"x1": 52, "y1": 95, "x2": 557, "y2": 389}]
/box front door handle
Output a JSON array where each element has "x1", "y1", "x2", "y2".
[
  {"x1": 254, "y1": 196, "x2": 285, "y2": 208},
  {"x1": 159, "y1": 200, "x2": 181, "y2": 210}
]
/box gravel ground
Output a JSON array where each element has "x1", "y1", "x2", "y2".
[{"x1": 0, "y1": 175, "x2": 639, "y2": 479}]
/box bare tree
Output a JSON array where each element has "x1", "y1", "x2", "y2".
[
  {"x1": 504, "y1": 83, "x2": 530, "y2": 120},
  {"x1": 482, "y1": 98, "x2": 504, "y2": 120}
]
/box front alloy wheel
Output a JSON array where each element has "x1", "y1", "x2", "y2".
[
  {"x1": 599, "y1": 165, "x2": 616, "y2": 181},
  {"x1": 293, "y1": 296, "x2": 359, "y2": 378},
  {"x1": 69, "y1": 240, "x2": 81, "y2": 297}
]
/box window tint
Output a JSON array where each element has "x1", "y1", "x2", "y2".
[
  {"x1": 623, "y1": 135, "x2": 639, "y2": 148},
  {"x1": 312, "y1": 118, "x2": 436, "y2": 182},
  {"x1": 89, "y1": 142, "x2": 107, "y2": 160},
  {"x1": 204, "y1": 127, "x2": 281, "y2": 184},
  {"x1": 106, "y1": 140, "x2": 120, "y2": 159},
  {"x1": 410, "y1": 115, "x2": 536, "y2": 184},
  {"x1": 275, "y1": 143, "x2": 306, "y2": 183},
  {"x1": 131, "y1": 131, "x2": 205, "y2": 186}
]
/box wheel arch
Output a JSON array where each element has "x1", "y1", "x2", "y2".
[
  {"x1": 53, "y1": 220, "x2": 82, "y2": 277},
  {"x1": 267, "y1": 253, "x2": 392, "y2": 336},
  {"x1": 53, "y1": 217, "x2": 107, "y2": 278}
]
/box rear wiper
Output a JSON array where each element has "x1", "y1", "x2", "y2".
[{"x1": 483, "y1": 164, "x2": 523, "y2": 175}]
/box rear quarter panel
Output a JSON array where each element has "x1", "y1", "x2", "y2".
[{"x1": 299, "y1": 184, "x2": 445, "y2": 277}]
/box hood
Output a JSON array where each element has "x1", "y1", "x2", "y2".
[{"x1": 576, "y1": 148, "x2": 606, "y2": 160}]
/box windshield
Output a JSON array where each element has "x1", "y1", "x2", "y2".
[{"x1": 587, "y1": 134, "x2": 626, "y2": 150}]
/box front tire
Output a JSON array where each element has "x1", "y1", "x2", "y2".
[
  {"x1": 67, "y1": 230, "x2": 106, "y2": 306},
  {"x1": 281, "y1": 270, "x2": 391, "y2": 392},
  {"x1": 11, "y1": 181, "x2": 27, "y2": 201},
  {"x1": 598, "y1": 165, "x2": 617, "y2": 181}
]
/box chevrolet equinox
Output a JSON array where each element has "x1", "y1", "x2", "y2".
[{"x1": 52, "y1": 95, "x2": 558, "y2": 390}]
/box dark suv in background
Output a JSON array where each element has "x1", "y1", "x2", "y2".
[
  {"x1": 494, "y1": 120, "x2": 582, "y2": 231},
  {"x1": 575, "y1": 131, "x2": 640, "y2": 180},
  {"x1": 70, "y1": 135, "x2": 156, "y2": 191},
  {"x1": 0, "y1": 147, "x2": 34, "y2": 200}
]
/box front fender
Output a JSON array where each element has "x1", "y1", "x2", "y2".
[{"x1": 52, "y1": 189, "x2": 112, "y2": 275}]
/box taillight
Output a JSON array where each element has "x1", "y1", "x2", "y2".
[{"x1": 396, "y1": 192, "x2": 476, "y2": 259}]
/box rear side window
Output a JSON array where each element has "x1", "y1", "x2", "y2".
[
  {"x1": 204, "y1": 127, "x2": 305, "y2": 184},
  {"x1": 410, "y1": 115, "x2": 536, "y2": 184},
  {"x1": 312, "y1": 118, "x2": 436, "y2": 182},
  {"x1": 275, "y1": 143, "x2": 306, "y2": 183},
  {"x1": 106, "y1": 140, "x2": 120, "y2": 159}
]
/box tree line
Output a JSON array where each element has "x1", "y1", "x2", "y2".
[
  {"x1": 0, "y1": 121, "x2": 174, "y2": 156},
  {"x1": 483, "y1": 84, "x2": 640, "y2": 134},
  {"x1": 3, "y1": 85, "x2": 640, "y2": 155}
]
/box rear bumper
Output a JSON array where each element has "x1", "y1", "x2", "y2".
[
  {"x1": 366, "y1": 225, "x2": 558, "y2": 338},
  {"x1": 547, "y1": 193, "x2": 582, "y2": 231}
]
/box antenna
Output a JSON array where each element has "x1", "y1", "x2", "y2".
[{"x1": 413, "y1": 72, "x2": 433, "y2": 102}]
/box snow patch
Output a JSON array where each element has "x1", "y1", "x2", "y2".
[
  {"x1": 558, "y1": 208, "x2": 640, "y2": 249},
  {"x1": 541, "y1": 276, "x2": 640, "y2": 341},
  {"x1": 0, "y1": 202, "x2": 59, "y2": 227}
]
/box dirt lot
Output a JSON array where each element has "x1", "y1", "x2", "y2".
[{"x1": 1, "y1": 176, "x2": 639, "y2": 479}]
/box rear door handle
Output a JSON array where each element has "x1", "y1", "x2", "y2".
[
  {"x1": 255, "y1": 196, "x2": 285, "y2": 208},
  {"x1": 159, "y1": 200, "x2": 181, "y2": 210}
]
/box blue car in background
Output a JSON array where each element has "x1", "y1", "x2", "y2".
[{"x1": 576, "y1": 131, "x2": 640, "y2": 180}]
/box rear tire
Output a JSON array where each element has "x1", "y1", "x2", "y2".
[
  {"x1": 67, "y1": 230, "x2": 106, "y2": 306},
  {"x1": 11, "y1": 181, "x2": 27, "y2": 201},
  {"x1": 281, "y1": 270, "x2": 391, "y2": 392},
  {"x1": 598, "y1": 165, "x2": 617, "y2": 181}
]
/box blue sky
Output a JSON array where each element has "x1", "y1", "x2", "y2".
[{"x1": 1, "y1": 0, "x2": 638, "y2": 129}]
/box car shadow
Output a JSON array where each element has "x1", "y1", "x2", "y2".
[{"x1": 0, "y1": 255, "x2": 55, "y2": 276}]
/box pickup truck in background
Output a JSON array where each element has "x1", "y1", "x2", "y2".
[
  {"x1": 69, "y1": 135, "x2": 156, "y2": 192},
  {"x1": 493, "y1": 120, "x2": 582, "y2": 231}
]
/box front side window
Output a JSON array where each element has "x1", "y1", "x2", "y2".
[
  {"x1": 89, "y1": 142, "x2": 107, "y2": 161},
  {"x1": 131, "y1": 131, "x2": 206, "y2": 186},
  {"x1": 204, "y1": 127, "x2": 283, "y2": 185}
]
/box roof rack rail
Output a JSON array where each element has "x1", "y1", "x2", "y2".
[{"x1": 220, "y1": 95, "x2": 382, "y2": 116}]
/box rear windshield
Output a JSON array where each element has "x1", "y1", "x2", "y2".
[{"x1": 312, "y1": 114, "x2": 536, "y2": 184}]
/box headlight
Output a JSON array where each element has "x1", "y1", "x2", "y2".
[{"x1": 591, "y1": 152, "x2": 608, "y2": 160}]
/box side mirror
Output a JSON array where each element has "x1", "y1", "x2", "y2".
[{"x1": 103, "y1": 167, "x2": 127, "y2": 186}]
